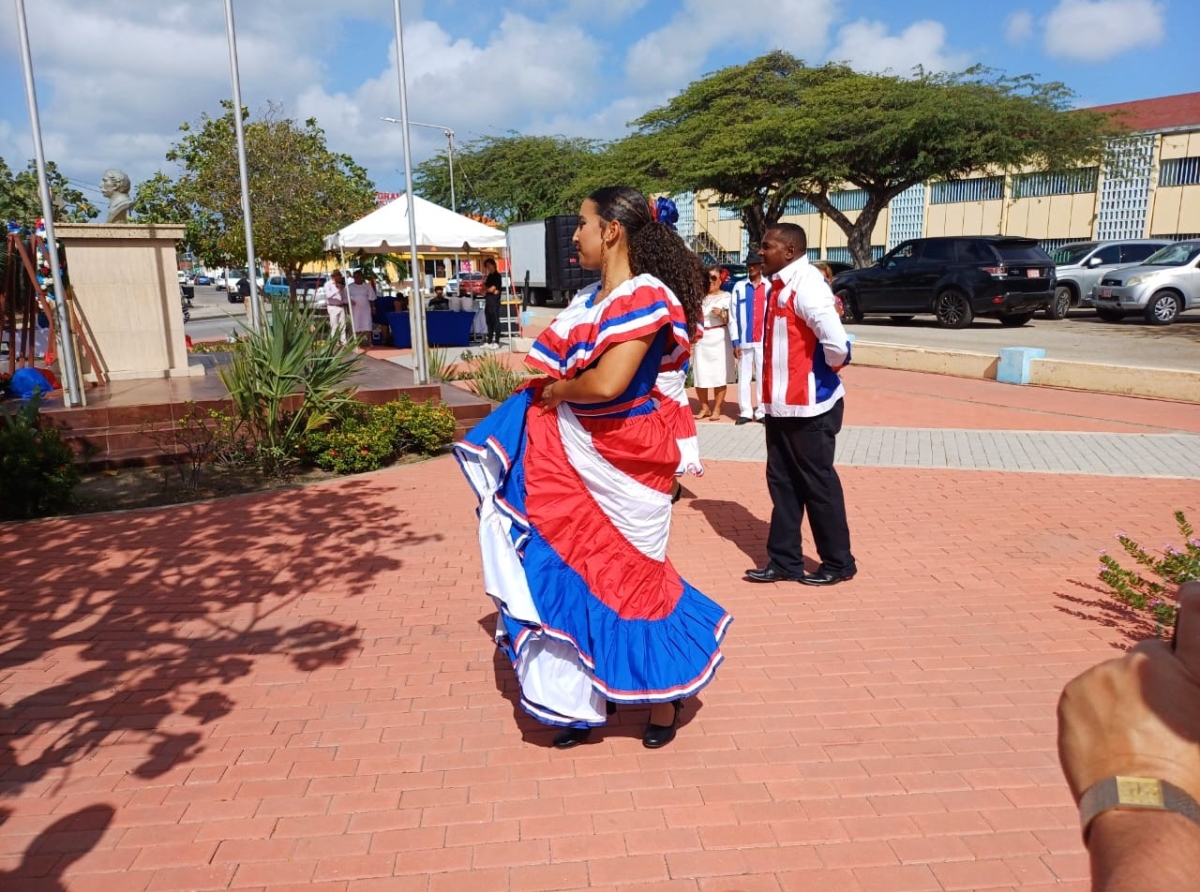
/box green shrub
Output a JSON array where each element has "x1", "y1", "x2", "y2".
[
  {"x1": 302, "y1": 397, "x2": 456, "y2": 474},
  {"x1": 380, "y1": 396, "x2": 457, "y2": 455},
  {"x1": 0, "y1": 392, "x2": 80, "y2": 520},
  {"x1": 1098, "y1": 511, "x2": 1200, "y2": 632},
  {"x1": 303, "y1": 406, "x2": 397, "y2": 474},
  {"x1": 218, "y1": 299, "x2": 360, "y2": 478},
  {"x1": 470, "y1": 353, "x2": 527, "y2": 402}
]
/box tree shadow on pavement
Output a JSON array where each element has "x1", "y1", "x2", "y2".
[
  {"x1": 0, "y1": 479, "x2": 438, "y2": 801},
  {"x1": 0, "y1": 804, "x2": 115, "y2": 889},
  {"x1": 1054, "y1": 578, "x2": 1162, "y2": 650}
]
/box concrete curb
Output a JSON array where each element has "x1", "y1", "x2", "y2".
[{"x1": 852, "y1": 340, "x2": 1200, "y2": 403}]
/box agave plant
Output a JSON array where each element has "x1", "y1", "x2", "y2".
[{"x1": 219, "y1": 298, "x2": 360, "y2": 477}]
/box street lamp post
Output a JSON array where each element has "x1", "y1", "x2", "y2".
[{"x1": 380, "y1": 118, "x2": 456, "y2": 212}]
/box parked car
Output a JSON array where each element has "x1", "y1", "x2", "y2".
[
  {"x1": 1090, "y1": 240, "x2": 1200, "y2": 325},
  {"x1": 193, "y1": 274, "x2": 212, "y2": 286},
  {"x1": 457, "y1": 271, "x2": 486, "y2": 296},
  {"x1": 1048, "y1": 239, "x2": 1172, "y2": 319},
  {"x1": 263, "y1": 275, "x2": 292, "y2": 298},
  {"x1": 831, "y1": 236, "x2": 1055, "y2": 328}
]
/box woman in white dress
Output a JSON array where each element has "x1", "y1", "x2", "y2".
[{"x1": 692, "y1": 267, "x2": 734, "y2": 420}]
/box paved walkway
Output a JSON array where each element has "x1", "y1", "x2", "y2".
[
  {"x1": 2, "y1": 367, "x2": 1199, "y2": 892},
  {"x1": 701, "y1": 425, "x2": 1200, "y2": 478}
]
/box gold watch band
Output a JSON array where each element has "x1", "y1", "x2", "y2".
[{"x1": 1079, "y1": 777, "x2": 1200, "y2": 842}]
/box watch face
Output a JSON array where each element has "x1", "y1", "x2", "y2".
[{"x1": 1116, "y1": 777, "x2": 1165, "y2": 807}]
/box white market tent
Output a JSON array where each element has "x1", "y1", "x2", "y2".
[{"x1": 323, "y1": 193, "x2": 506, "y2": 253}]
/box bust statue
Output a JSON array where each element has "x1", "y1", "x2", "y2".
[{"x1": 100, "y1": 168, "x2": 134, "y2": 223}]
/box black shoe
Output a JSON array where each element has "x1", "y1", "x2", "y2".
[
  {"x1": 643, "y1": 701, "x2": 683, "y2": 749},
  {"x1": 744, "y1": 565, "x2": 803, "y2": 583},
  {"x1": 735, "y1": 417, "x2": 751, "y2": 425},
  {"x1": 553, "y1": 727, "x2": 592, "y2": 749},
  {"x1": 800, "y1": 566, "x2": 857, "y2": 587},
  {"x1": 606, "y1": 700, "x2": 618, "y2": 716}
]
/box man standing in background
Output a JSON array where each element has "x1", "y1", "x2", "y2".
[
  {"x1": 729, "y1": 251, "x2": 768, "y2": 425},
  {"x1": 323, "y1": 270, "x2": 349, "y2": 344},
  {"x1": 746, "y1": 223, "x2": 857, "y2": 588}
]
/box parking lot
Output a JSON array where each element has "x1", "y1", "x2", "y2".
[{"x1": 848, "y1": 309, "x2": 1200, "y2": 372}]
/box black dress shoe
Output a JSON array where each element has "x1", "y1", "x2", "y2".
[
  {"x1": 744, "y1": 565, "x2": 802, "y2": 583},
  {"x1": 606, "y1": 700, "x2": 618, "y2": 715},
  {"x1": 643, "y1": 701, "x2": 683, "y2": 749},
  {"x1": 800, "y1": 566, "x2": 857, "y2": 586},
  {"x1": 553, "y1": 727, "x2": 592, "y2": 749},
  {"x1": 735, "y1": 417, "x2": 751, "y2": 425}
]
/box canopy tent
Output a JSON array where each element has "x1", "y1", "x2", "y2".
[{"x1": 323, "y1": 193, "x2": 506, "y2": 253}]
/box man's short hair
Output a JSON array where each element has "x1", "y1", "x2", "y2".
[
  {"x1": 767, "y1": 222, "x2": 807, "y2": 254},
  {"x1": 483, "y1": 258, "x2": 497, "y2": 269}
]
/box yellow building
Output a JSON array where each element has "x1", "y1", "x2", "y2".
[{"x1": 678, "y1": 91, "x2": 1200, "y2": 263}]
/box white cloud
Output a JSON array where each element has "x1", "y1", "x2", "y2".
[
  {"x1": 1006, "y1": 10, "x2": 1035, "y2": 45},
  {"x1": 296, "y1": 13, "x2": 603, "y2": 181},
  {"x1": 827, "y1": 19, "x2": 971, "y2": 75},
  {"x1": 624, "y1": 0, "x2": 838, "y2": 92},
  {"x1": 1043, "y1": 0, "x2": 1165, "y2": 62}
]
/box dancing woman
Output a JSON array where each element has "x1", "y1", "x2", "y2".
[{"x1": 455, "y1": 186, "x2": 731, "y2": 749}]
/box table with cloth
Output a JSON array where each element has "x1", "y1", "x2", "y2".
[{"x1": 386, "y1": 310, "x2": 484, "y2": 348}]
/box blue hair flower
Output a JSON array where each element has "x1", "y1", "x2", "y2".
[{"x1": 654, "y1": 197, "x2": 679, "y2": 230}]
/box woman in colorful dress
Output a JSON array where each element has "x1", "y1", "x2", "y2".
[
  {"x1": 692, "y1": 267, "x2": 735, "y2": 420},
  {"x1": 455, "y1": 186, "x2": 731, "y2": 750}
]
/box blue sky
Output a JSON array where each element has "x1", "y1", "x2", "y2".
[{"x1": 0, "y1": 0, "x2": 1193, "y2": 204}]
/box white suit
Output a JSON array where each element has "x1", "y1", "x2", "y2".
[{"x1": 729, "y1": 276, "x2": 768, "y2": 420}]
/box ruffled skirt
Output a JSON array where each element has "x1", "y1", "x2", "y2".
[{"x1": 455, "y1": 389, "x2": 731, "y2": 727}]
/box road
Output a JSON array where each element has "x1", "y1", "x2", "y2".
[
  {"x1": 185, "y1": 283, "x2": 1199, "y2": 372},
  {"x1": 845, "y1": 309, "x2": 1200, "y2": 372},
  {"x1": 518, "y1": 303, "x2": 1200, "y2": 372}
]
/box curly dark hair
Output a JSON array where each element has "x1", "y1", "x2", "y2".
[{"x1": 588, "y1": 186, "x2": 706, "y2": 341}]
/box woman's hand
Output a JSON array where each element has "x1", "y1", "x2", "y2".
[{"x1": 541, "y1": 380, "x2": 566, "y2": 413}]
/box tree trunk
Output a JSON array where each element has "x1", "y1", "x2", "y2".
[{"x1": 846, "y1": 220, "x2": 875, "y2": 269}]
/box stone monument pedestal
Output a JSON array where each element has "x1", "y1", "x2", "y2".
[{"x1": 55, "y1": 224, "x2": 202, "y2": 382}]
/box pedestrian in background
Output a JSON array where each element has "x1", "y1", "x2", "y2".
[
  {"x1": 746, "y1": 223, "x2": 857, "y2": 587},
  {"x1": 346, "y1": 270, "x2": 377, "y2": 351},
  {"x1": 323, "y1": 270, "x2": 349, "y2": 344},
  {"x1": 692, "y1": 266, "x2": 734, "y2": 420},
  {"x1": 729, "y1": 251, "x2": 768, "y2": 424},
  {"x1": 482, "y1": 258, "x2": 503, "y2": 348}
]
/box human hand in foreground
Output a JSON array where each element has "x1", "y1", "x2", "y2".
[{"x1": 1058, "y1": 582, "x2": 1200, "y2": 804}]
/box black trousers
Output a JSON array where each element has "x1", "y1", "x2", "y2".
[
  {"x1": 763, "y1": 399, "x2": 855, "y2": 576},
  {"x1": 484, "y1": 294, "x2": 501, "y2": 343}
]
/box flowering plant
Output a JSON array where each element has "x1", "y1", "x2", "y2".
[{"x1": 1098, "y1": 511, "x2": 1199, "y2": 632}]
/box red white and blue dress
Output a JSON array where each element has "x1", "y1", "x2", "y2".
[{"x1": 455, "y1": 274, "x2": 732, "y2": 728}]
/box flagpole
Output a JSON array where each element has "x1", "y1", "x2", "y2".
[
  {"x1": 223, "y1": 0, "x2": 262, "y2": 332},
  {"x1": 391, "y1": 0, "x2": 428, "y2": 384},
  {"x1": 14, "y1": 0, "x2": 83, "y2": 407}
]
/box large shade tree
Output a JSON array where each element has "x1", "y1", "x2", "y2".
[
  {"x1": 136, "y1": 102, "x2": 376, "y2": 289},
  {"x1": 611, "y1": 52, "x2": 1125, "y2": 266},
  {"x1": 414, "y1": 133, "x2": 604, "y2": 225}
]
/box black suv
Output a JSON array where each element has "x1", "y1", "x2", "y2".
[{"x1": 831, "y1": 236, "x2": 1056, "y2": 328}]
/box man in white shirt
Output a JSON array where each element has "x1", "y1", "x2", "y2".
[
  {"x1": 745, "y1": 223, "x2": 856, "y2": 587},
  {"x1": 729, "y1": 251, "x2": 768, "y2": 424},
  {"x1": 323, "y1": 270, "x2": 349, "y2": 344}
]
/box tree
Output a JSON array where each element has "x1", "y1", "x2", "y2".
[
  {"x1": 141, "y1": 102, "x2": 376, "y2": 290},
  {"x1": 0, "y1": 156, "x2": 99, "y2": 226},
  {"x1": 614, "y1": 52, "x2": 1125, "y2": 266},
  {"x1": 413, "y1": 133, "x2": 604, "y2": 225}
]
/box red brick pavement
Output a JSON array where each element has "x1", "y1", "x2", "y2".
[{"x1": 2, "y1": 445, "x2": 1198, "y2": 891}]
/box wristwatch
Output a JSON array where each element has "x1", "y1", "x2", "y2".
[{"x1": 1079, "y1": 776, "x2": 1200, "y2": 842}]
